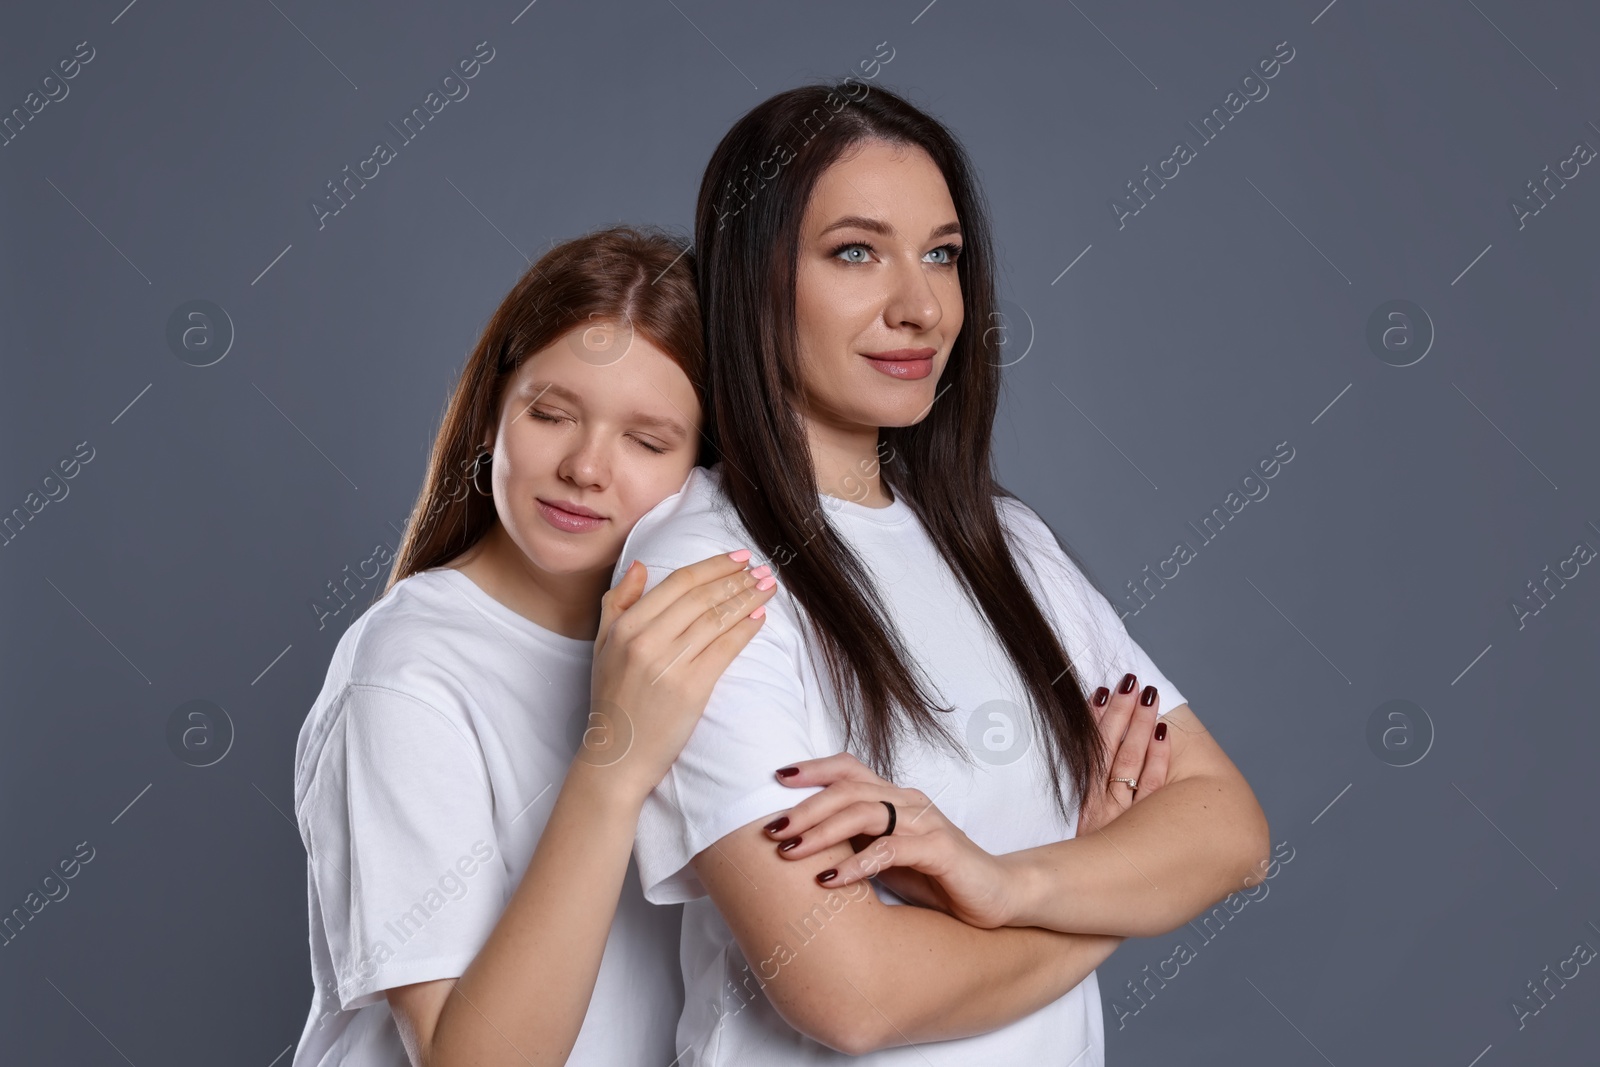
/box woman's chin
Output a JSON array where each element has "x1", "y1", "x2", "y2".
[{"x1": 858, "y1": 396, "x2": 938, "y2": 430}]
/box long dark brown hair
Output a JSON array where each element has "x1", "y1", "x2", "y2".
[
  {"x1": 385, "y1": 225, "x2": 704, "y2": 593},
  {"x1": 695, "y1": 82, "x2": 1108, "y2": 820}
]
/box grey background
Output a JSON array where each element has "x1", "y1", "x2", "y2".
[{"x1": 3, "y1": 0, "x2": 1596, "y2": 1063}]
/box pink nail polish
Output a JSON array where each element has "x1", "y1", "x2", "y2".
[
  {"x1": 756, "y1": 576, "x2": 776, "y2": 591},
  {"x1": 749, "y1": 605, "x2": 766, "y2": 619},
  {"x1": 728, "y1": 549, "x2": 752, "y2": 562},
  {"x1": 750, "y1": 564, "x2": 772, "y2": 579}
]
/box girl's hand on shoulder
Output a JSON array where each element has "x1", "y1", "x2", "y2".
[
  {"x1": 762, "y1": 753, "x2": 1020, "y2": 929},
  {"x1": 587, "y1": 551, "x2": 778, "y2": 803},
  {"x1": 1075, "y1": 674, "x2": 1172, "y2": 838}
]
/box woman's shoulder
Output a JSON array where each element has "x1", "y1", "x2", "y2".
[
  {"x1": 993, "y1": 492, "x2": 1059, "y2": 553},
  {"x1": 993, "y1": 492, "x2": 1095, "y2": 593},
  {"x1": 614, "y1": 465, "x2": 752, "y2": 572}
]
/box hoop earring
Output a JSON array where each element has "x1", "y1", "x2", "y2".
[{"x1": 470, "y1": 450, "x2": 493, "y2": 496}]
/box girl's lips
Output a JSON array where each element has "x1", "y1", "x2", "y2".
[{"x1": 536, "y1": 499, "x2": 607, "y2": 533}]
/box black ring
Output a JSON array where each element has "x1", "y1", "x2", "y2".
[{"x1": 880, "y1": 800, "x2": 896, "y2": 837}]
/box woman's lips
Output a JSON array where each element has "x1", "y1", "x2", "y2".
[
  {"x1": 535, "y1": 498, "x2": 607, "y2": 533},
  {"x1": 861, "y1": 347, "x2": 936, "y2": 381}
]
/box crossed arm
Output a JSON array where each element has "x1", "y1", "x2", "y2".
[
  {"x1": 691, "y1": 700, "x2": 1269, "y2": 1054},
  {"x1": 1001, "y1": 701, "x2": 1272, "y2": 938},
  {"x1": 694, "y1": 813, "x2": 1124, "y2": 1055}
]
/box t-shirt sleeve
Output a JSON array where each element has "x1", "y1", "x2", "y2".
[
  {"x1": 1000, "y1": 498, "x2": 1190, "y2": 717},
  {"x1": 625, "y1": 556, "x2": 825, "y2": 906},
  {"x1": 298, "y1": 684, "x2": 510, "y2": 1010}
]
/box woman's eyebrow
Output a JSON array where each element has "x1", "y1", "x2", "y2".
[
  {"x1": 817, "y1": 215, "x2": 963, "y2": 240},
  {"x1": 819, "y1": 214, "x2": 892, "y2": 237}
]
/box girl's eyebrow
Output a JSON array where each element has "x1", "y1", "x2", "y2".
[
  {"x1": 817, "y1": 215, "x2": 962, "y2": 240},
  {"x1": 627, "y1": 412, "x2": 691, "y2": 442}
]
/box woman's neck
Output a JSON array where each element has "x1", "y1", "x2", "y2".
[
  {"x1": 806, "y1": 420, "x2": 894, "y2": 508},
  {"x1": 448, "y1": 521, "x2": 610, "y2": 640}
]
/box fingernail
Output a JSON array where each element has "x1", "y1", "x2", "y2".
[
  {"x1": 764, "y1": 816, "x2": 789, "y2": 833},
  {"x1": 728, "y1": 549, "x2": 752, "y2": 562},
  {"x1": 779, "y1": 836, "x2": 802, "y2": 852},
  {"x1": 1141, "y1": 685, "x2": 1157, "y2": 707},
  {"x1": 1154, "y1": 721, "x2": 1167, "y2": 741},
  {"x1": 1092, "y1": 687, "x2": 1110, "y2": 707},
  {"x1": 750, "y1": 564, "x2": 772, "y2": 579},
  {"x1": 749, "y1": 605, "x2": 767, "y2": 620},
  {"x1": 816, "y1": 869, "x2": 838, "y2": 884},
  {"x1": 776, "y1": 766, "x2": 799, "y2": 777},
  {"x1": 756, "y1": 576, "x2": 777, "y2": 591},
  {"x1": 1119, "y1": 673, "x2": 1137, "y2": 694}
]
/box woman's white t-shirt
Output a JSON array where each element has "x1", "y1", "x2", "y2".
[
  {"x1": 290, "y1": 566, "x2": 684, "y2": 1067},
  {"x1": 613, "y1": 465, "x2": 1188, "y2": 1067}
]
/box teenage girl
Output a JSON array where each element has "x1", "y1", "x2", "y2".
[
  {"x1": 290, "y1": 227, "x2": 778, "y2": 1066},
  {"x1": 614, "y1": 85, "x2": 1270, "y2": 1065}
]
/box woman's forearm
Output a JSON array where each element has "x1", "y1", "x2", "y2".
[
  {"x1": 425, "y1": 761, "x2": 643, "y2": 1066},
  {"x1": 694, "y1": 818, "x2": 1126, "y2": 1055},
  {"x1": 845, "y1": 910, "x2": 1125, "y2": 1052},
  {"x1": 1004, "y1": 771, "x2": 1271, "y2": 938}
]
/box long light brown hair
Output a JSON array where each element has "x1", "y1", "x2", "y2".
[{"x1": 384, "y1": 225, "x2": 704, "y2": 594}]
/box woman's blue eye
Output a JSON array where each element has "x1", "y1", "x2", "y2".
[
  {"x1": 925, "y1": 243, "x2": 963, "y2": 265},
  {"x1": 833, "y1": 243, "x2": 872, "y2": 264}
]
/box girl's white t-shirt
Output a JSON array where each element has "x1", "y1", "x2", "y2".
[
  {"x1": 290, "y1": 566, "x2": 684, "y2": 1067},
  {"x1": 612, "y1": 464, "x2": 1188, "y2": 1067}
]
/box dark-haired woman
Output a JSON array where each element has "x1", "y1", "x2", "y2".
[
  {"x1": 615, "y1": 86, "x2": 1269, "y2": 1064},
  {"x1": 291, "y1": 227, "x2": 778, "y2": 1067}
]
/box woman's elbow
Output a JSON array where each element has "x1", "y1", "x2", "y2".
[
  {"x1": 1238, "y1": 792, "x2": 1273, "y2": 881},
  {"x1": 769, "y1": 996, "x2": 883, "y2": 1056},
  {"x1": 1211, "y1": 771, "x2": 1273, "y2": 886}
]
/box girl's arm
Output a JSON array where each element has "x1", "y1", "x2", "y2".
[
  {"x1": 387, "y1": 761, "x2": 647, "y2": 1065},
  {"x1": 385, "y1": 553, "x2": 778, "y2": 1067}
]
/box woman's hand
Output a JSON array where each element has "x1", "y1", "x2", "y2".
[
  {"x1": 1075, "y1": 674, "x2": 1171, "y2": 838},
  {"x1": 762, "y1": 752, "x2": 1020, "y2": 928},
  {"x1": 762, "y1": 676, "x2": 1172, "y2": 927},
  {"x1": 586, "y1": 551, "x2": 778, "y2": 804}
]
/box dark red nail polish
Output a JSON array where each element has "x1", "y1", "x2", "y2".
[
  {"x1": 1119, "y1": 673, "x2": 1137, "y2": 694},
  {"x1": 1154, "y1": 721, "x2": 1167, "y2": 741},
  {"x1": 1141, "y1": 685, "x2": 1157, "y2": 707},
  {"x1": 816, "y1": 869, "x2": 837, "y2": 883},
  {"x1": 764, "y1": 816, "x2": 789, "y2": 833},
  {"x1": 776, "y1": 766, "x2": 799, "y2": 777},
  {"x1": 1093, "y1": 687, "x2": 1110, "y2": 707},
  {"x1": 779, "y1": 836, "x2": 802, "y2": 852}
]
